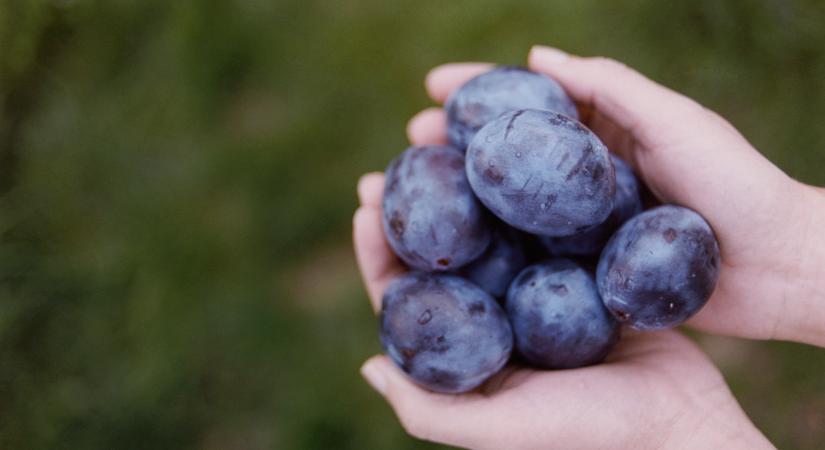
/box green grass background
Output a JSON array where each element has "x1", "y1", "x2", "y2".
[{"x1": 1, "y1": 0, "x2": 824, "y2": 448}]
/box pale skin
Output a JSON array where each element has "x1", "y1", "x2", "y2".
[{"x1": 353, "y1": 45, "x2": 825, "y2": 449}]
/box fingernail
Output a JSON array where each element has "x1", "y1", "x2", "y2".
[
  {"x1": 361, "y1": 361, "x2": 387, "y2": 395},
  {"x1": 530, "y1": 45, "x2": 570, "y2": 64}
]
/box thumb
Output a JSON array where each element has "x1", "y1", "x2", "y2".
[
  {"x1": 527, "y1": 46, "x2": 792, "y2": 244},
  {"x1": 527, "y1": 45, "x2": 722, "y2": 149}
]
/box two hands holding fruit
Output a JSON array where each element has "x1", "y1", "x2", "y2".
[{"x1": 352, "y1": 46, "x2": 825, "y2": 449}]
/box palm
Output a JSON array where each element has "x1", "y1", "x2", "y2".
[{"x1": 448, "y1": 329, "x2": 727, "y2": 449}]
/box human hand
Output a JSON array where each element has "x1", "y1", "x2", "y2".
[
  {"x1": 400, "y1": 46, "x2": 825, "y2": 347},
  {"x1": 350, "y1": 45, "x2": 825, "y2": 448},
  {"x1": 353, "y1": 175, "x2": 772, "y2": 449}
]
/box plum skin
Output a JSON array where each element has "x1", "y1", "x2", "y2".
[
  {"x1": 540, "y1": 154, "x2": 643, "y2": 257},
  {"x1": 596, "y1": 205, "x2": 721, "y2": 330},
  {"x1": 380, "y1": 272, "x2": 513, "y2": 394},
  {"x1": 445, "y1": 66, "x2": 579, "y2": 150},
  {"x1": 382, "y1": 145, "x2": 492, "y2": 271},
  {"x1": 466, "y1": 109, "x2": 615, "y2": 237},
  {"x1": 506, "y1": 259, "x2": 619, "y2": 369},
  {"x1": 459, "y1": 223, "x2": 528, "y2": 299}
]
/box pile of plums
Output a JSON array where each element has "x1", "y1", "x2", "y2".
[{"x1": 377, "y1": 67, "x2": 721, "y2": 394}]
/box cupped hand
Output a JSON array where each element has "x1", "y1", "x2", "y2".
[
  {"x1": 403, "y1": 47, "x2": 825, "y2": 347},
  {"x1": 353, "y1": 175, "x2": 770, "y2": 449},
  {"x1": 350, "y1": 45, "x2": 825, "y2": 448}
]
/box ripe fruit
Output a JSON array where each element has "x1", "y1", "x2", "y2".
[
  {"x1": 373, "y1": 62, "x2": 727, "y2": 385},
  {"x1": 466, "y1": 109, "x2": 615, "y2": 237},
  {"x1": 445, "y1": 66, "x2": 578, "y2": 150},
  {"x1": 596, "y1": 205, "x2": 721, "y2": 330},
  {"x1": 507, "y1": 260, "x2": 619, "y2": 369},
  {"x1": 380, "y1": 272, "x2": 513, "y2": 393},
  {"x1": 460, "y1": 223, "x2": 528, "y2": 299},
  {"x1": 382, "y1": 145, "x2": 491, "y2": 271},
  {"x1": 540, "y1": 155, "x2": 643, "y2": 256}
]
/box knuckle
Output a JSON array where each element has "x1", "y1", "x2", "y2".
[{"x1": 703, "y1": 106, "x2": 734, "y2": 128}]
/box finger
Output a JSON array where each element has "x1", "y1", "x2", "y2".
[
  {"x1": 353, "y1": 206, "x2": 405, "y2": 312},
  {"x1": 406, "y1": 108, "x2": 448, "y2": 145},
  {"x1": 358, "y1": 172, "x2": 385, "y2": 208},
  {"x1": 360, "y1": 355, "x2": 617, "y2": 449},
  {"x1": 425, "y1": 62, "x2": 494, "y2": 104},
  {"x1": 527, "y1": 46, "x2": 707, "y2": 148},
  {"x1": 360, "y1": 355, "x2": 497, "y2": 449}
]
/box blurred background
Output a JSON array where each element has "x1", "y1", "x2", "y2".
[{"x1": 1, "y1": 0, "x2": 824, "y2": 448}]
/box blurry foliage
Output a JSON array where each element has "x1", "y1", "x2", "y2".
[{"x1": 0, "y1": 0, "x2": 823, "y2": 449}]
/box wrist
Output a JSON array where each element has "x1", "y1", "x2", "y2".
[
  {"x1": 666, "y1": 390, "x2": 774, "y2": 450},
  {"x1": 681, "y1": 413, "x2": 773, "y2": 450},
  {"x1": 773, "y1": 183, "x2": 825, "y2": 346}
]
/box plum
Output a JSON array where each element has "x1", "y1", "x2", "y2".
[
  {"x1": 382, "y1": 145, "x2": 491, "y2": 271},
  {"x1": 460, "y1": 222, "x2": 528, "y2": 299},
  {"x1": 466, "y1": 109, "x2": 615, "y2": 237},
  {"x1": 596, "y1": 205, "x2": 720, "y2": 330},
  {"x1": 506, "y1": 260, "x2": 619, "y2": 369},
  {"x1": 540, "y1": 155, "x2": 642, "y2": 256},
  {"x1": 446, "y1": 66, "x2": 578, "y2": 150},
  {"x1": 380, "y1": 272, "x2": 513, "y2": 393}
]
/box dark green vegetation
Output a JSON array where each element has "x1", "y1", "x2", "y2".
[{"x1": 1, "y1": 0, "x2": 824, "y2": 448}]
